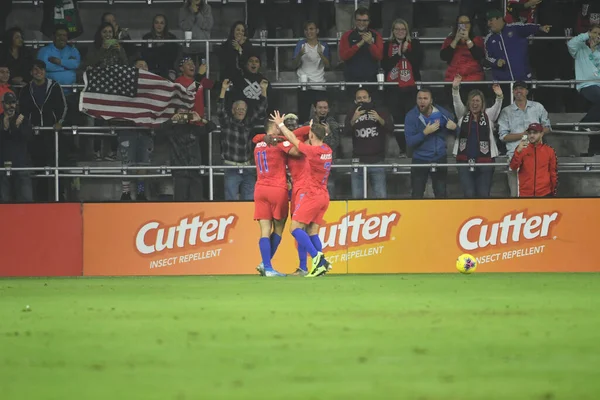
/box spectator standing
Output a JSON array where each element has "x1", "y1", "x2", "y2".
[
  {"x1": 219, "y1": 21, "x2": 254, "y2": 83},
  {"x1": 86, "y1": 23, "x2": 128, "y2": 68},
  {"x1": 217, "y1": 78, "x2": 268, "y2": 201},
  {"x1": 452, "y1": 75, "x2": 504, "y2": 198},
  {"x1": 567, "y1": 24, "x2": 600, "y2": 156},
  {"x1": 509, "y1": 123, "x2": 557, "y2": 197},
  {"x1": 141, "y1": 14, "x2": 179, "y2": 79},
  {"x1": 101, "y1": 12, "x2": 136, "y2": 61},
  {"x1": 179, "y1": 0, "x2": 213, "y2": 63},
  {"x1": 382, "y1": 18, "x2": 422, "y2": 156},
  {"x1": 335, "y1": 0, "x2": 370, "y2": 33},
  {"x1": 229, "y1": 51, "x2": 273, "y2": 118},
  {"x1": 498, "y1": 81, "x2": 551, "y2": 197},
  {"x1": 0, "y1": 63, "x2": 14, "y2": 115},
  {"x1": 505, "y1": 0, "x2": 540, "y2": 24},
  {"x1": 41, "y1": 0, "x2": 83, "y2": 39},
  {"x1": 1, "y1": 27, "x2": 34, "y2": 86},
  {"x1": 339, "y1": 7, "x2": 383, "y2": 83},
  {"x1": 86, "y1": 22, "x2": 128, "y2": 162},
  {"x1": 441, "y1": 15, "x2": 485, "y2": 102},
  {"x1": 404, "y1": 88, "x2": 457, "y2": 199},
  {"x1": 0, "y1": 92, "x2": 33, "y2": 202},
  {"x1": 175, "y1": 56, "x2": 214, "y2": 198},
  {"x1": 37, "y1": 25, "x2": 81, "y2": 90},
  {"x1": 344, "y1": 88, "x2": 393, "y2": 199},
  {"x1": 293, "y1": 21, "x2": 331, "y2": 123},
  {"x1": 575, "y1": 1, "x2": 600, "y2": 34},
  {"x1": 484, "y1": 9, "x2": 551, "y2": 82},
  {"x1": 157, "y1": 108, "x2": 211, "y2": 201},
  {"x1": 18, "y1": 60, "x2": 67, "y2": 201},
  {"x1": 0, "y1": 0, "x2": 12, "y2": 35}
]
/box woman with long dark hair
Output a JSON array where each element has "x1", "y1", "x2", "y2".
[
  {"x1": 86, "y1": 22, "x2": 128, "y2": 68},
  {"x1": 86, "y1": 22, "x2": 127, "y2": 161},
  {"x1": 1, "y1": 27, "x2": 34, "y2": 85},
  {"x1": 141, "y1": 14, "x2": 180, "y2": 79},
  {"x1": 219, "y1": 21, "x2": 254, "y2": 81},
  {"x1": 440, "y1": 15, "x2": 485, "y2": 101}
]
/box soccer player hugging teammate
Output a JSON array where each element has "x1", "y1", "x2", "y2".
[
  {"x1": 270, "y1": 110, "x2": 333, "y2": 278},
  {"x1": 253, "y1": 119, "x2": 290, "y2": 277},
  {"x1": 252, "y1": 122, "x2": 312, "y2": 276}
]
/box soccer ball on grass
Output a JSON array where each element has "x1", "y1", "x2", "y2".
[{"x1": 456, "y1": 254, "x2": 477, "y2": 274}]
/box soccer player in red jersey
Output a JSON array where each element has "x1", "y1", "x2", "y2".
[
  {"x1": 253, "y1": 120, "x2": 289, "y2": 277},
  {"x1": 252, "y1": 125, "x2": 313, "y2": 275},
  {"x1": 270, "y1": 111, "x2": 333, "y2": 278}
]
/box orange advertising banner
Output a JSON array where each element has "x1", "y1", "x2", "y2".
[
  {"x1": 82, "y1": 202, "x2": 347, "y2": 276},
  {"x1": 83, "y1": 199, "x2": 600, "y2": 276},
  {"x1": 330, "y1": 199, "x2": 599, "y2": 273}
]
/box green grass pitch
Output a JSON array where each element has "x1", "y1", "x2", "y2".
[{"x1": 1, "y1": 273, "x2": 599, "y2": 400}]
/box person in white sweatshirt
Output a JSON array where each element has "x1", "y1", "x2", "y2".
[{"x1": 452, "y1": 74, "x2": 504, "y2": 198}]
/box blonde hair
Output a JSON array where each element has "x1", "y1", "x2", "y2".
[
  {"x1": 467, "y1": 89, "x2": 486, "y2": 112},
  {"x1": 389, "y1": 18, "x2": 411, "y2": 43}
]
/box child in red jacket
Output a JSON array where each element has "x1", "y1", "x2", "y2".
[{"x1": 509, "y1": 123, "x2": 558, "y2": 197}]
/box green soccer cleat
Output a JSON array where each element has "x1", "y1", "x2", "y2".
[
  {"x1": 305, "y1": 264, "x2": 327, "y2": 278},
  {"x1": 310, "y1": 251, "x2": 325, "y2": 272}
]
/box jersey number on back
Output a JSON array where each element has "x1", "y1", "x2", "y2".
[
  {"x1": 322, "y1": 162, "x2": 332, "y2": 185},
  {"x1": 256, "y1": 150, "x2": 269, "y2": 173}
]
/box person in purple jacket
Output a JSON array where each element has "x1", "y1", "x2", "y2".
[{"x1": 484, "y1": 9, "x2": 551, "y2": 82}]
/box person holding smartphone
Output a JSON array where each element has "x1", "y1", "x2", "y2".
[
  {"x1": 86, "y1": 22, "x2": 128, "y2": 69},
  {"x1": 440, "y1": 15, "x2": 485, "y2": 103}
]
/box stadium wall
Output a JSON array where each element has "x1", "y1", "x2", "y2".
[{"x1": 1, "y1": 200, "x2": 598, "y2": 277}]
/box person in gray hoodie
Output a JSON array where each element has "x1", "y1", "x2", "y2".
[{"x1": 179, "y1": 0, "x2": 213, "y2": 61}]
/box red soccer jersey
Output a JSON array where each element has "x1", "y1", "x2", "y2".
[
  {"x1": 297, "y1": 142, "x2": 333, "y2": 194},
  {"x1": 254, "y1": 141, "x2": 288, "y2": 190},
  {"x1": 253, "y1": 126, "x2": 312, "y2": 191}
]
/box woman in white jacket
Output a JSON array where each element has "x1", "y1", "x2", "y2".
[{"x1": 452, "y1": 75, "x2": 504, "y2": 198}]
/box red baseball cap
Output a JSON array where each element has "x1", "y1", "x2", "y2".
[{"x1": 526, "y1": 123, "x2": 544, "y2": 132}]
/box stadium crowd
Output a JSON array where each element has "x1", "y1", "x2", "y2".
[{"x1": 0, "y1": 0, "x2": 598, "y2": 202}]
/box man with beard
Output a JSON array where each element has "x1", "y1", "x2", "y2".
[
  {"x1": 404, "y1": 88, "x2": 457, "y2": 199},
  {"x1": 0, "y1": 92, "x2": 34, "y2": 202},
  {"x1": 344, "y1": 88, "x2": 393, "y2": 199}
]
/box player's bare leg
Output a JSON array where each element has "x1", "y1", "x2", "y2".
[{"x1": 257, "y1": 220, "x2": 286, "y2": 277}]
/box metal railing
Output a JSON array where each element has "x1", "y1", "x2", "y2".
[
  {"x1": 4, "y1": 159, "x2": 599, "y2": 201},
  {"x1": 7, "y1": 116, "x2": 599, "y2": 201}
]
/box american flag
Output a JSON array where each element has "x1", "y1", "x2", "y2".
[{"x1": 79, "y1": 65, "x2": 196, "y2": 127}]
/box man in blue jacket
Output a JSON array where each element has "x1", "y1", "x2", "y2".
[
  {"x1": 404, "y1": 88, "x2": 457, "y2": 199},
  {"x1": 484, "y1": 9, "x2": 551, "y2": 81},
  {"x1": 37, "y1": 24, "x2": 81, "y2": 92}
]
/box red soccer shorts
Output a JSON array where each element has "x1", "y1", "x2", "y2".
[
  {"x1": 254, "y1": 185, "x2": 289, "y2": 221},
  {"x1": 292, "y1": 192, "x2": 329, "y2": 225}
]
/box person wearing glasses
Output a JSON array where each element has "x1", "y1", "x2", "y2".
[{"x1": 339, "y1": 7, "x2": 383, "y2": 83}]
